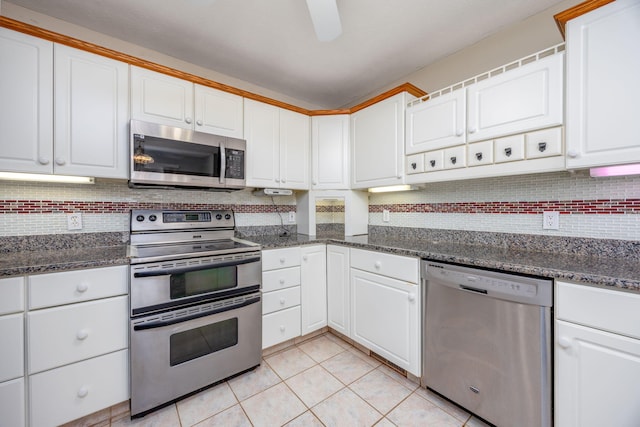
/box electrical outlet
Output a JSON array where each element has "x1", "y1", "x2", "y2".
[
  {"x1": 382, "y1": 209, "x2": 390, "y2": 222},
  {"x1": 67, "y1": 212, "x2": 83, "y2": 230},
  {"x1": 542, "y1": 211, "x2": 559, "y2": 230},
  {"x1": 288, "y1": 211, "x2": 295, "y2": 223}
]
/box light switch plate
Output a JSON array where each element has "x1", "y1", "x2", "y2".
[
  {"x1": 382, "y1": 209, "x2": 390, "y2": 222},
  {"x1": 288, "y1": 211, "x2": 295, "y2": 223},
  {"x1": 542, "y1": 211, "x2": 559, "y2": 230}
]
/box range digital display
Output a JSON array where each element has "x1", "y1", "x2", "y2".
[{"x1": 163, "y1": 212, "x2": 212, "y2": 223}]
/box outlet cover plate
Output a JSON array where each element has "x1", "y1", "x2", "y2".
[
  {"x1": 542, "y1": 211, "x2": 559, "y2": 230},
  {"x1": 288, "y1": 211, "x2": 295, "y2": 223},
  {"x1": 67, "y1": 213, "x2": 83, "y2": 230},
  {"x1": 382, "y1": 209, "x2": 390, "y2": 222}
]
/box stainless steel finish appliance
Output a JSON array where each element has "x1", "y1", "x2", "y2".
[
  {"x1": 422, "y1": 261, "x2": 553, "y2": 427},
  {"x1": 129, "y1": 120, "x2": 246, "y2": 190},
  {"x1": 129, "y1": 209, "x2": 261, "y2": 417}
]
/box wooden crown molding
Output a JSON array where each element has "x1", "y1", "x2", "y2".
[
  {"x1": 0, "y1": 16, "x2": 426, "y2": 116},
  {"x1": 554, "y1": 0, "x2": 615, "y2": 39}
]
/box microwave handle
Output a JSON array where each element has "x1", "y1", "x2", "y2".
[
  {"x1": 219, "y1": 143, "x2": 226, "y2": 185},
  {"x1": 133, "y1": 256, "x2": 260, "y2": 278}
]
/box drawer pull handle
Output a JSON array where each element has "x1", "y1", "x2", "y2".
[
  {"x1": 76, "y1": 329, "x2": 89, "y2": 340},
  {"x1": 77, "y1": 386, "x2": 89, "y2": 398},
  {"x1": 374, "y1": 261, "x2": 381, "y2": 269},
  {"x1": 279, "y1": 325, "x2": 285, "y2": 332},
  {"x1": 475, "y1": 152, "x2": 483, "y2": 161},
  {"x1": 411, "y1": 162, "x2": 417, "y2": 170},
  {"x1": 430, "y1": 160, "x2": 436, "y2": 167},
  {"x1": 450, "y1": 156, "x2": 457, "y2": 165},
  {"x1": 538, "y1": 142, "x2": 547, "y2": 152},
  {"x1": 279, "y1": 257, "x2": 285, "y2": 264},
  {"x1": 279, "y1": 278, "x2": 285, "y2": 284},
  {"x1": 303, "y1": 255, "x2": 308, "y2": 261},
  {"x1": 279, "y1": 298, "x2": 286, "y2": 305},
  {"x1": 504, "y1": 147, "x2": 512, "y2": 157},
  {"x1": 76, "y1": 283, "x2": 89, "y2": 293}
]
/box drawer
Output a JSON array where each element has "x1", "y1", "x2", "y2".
[
  {"x1": 0, "y1": 276, "x2": 24, "y2": 315},
  {"x1": 262, "y1": 306, "x2": 301, "y2": 349},
  {"x1": 0, "y1": 314, "x2": 24, "y2": 382},
  {"x1": 350, "y1": 248, "x2": 419, "y2": 284},
  {"x1": 406, "y1": 153, "x2": 424, "y2": 174},
  {"x1": 262, "y1": 266, "x2": 301, "y2": 292},
  {"x1": 28, "y1": 296, "x2": 128, "y2": 374},
  {"x1": 556, "y1": 281, "x2": 640, "y2": 340},
  {"x1": 29, "y1": 265, "x2": 128, "y2": 309},
  {"x1": 423, "y1": 150, "x2": 444, "y2": 172},
  {"x1": 0, "y1": 377, "x2": 25, "y2": 427},
  {"x1": 494, "y1": 134, "x2": 525, "y2": 163},
  {"x1": 263, "y1": 286, "x2": 301, "y2": 315},
  {"x1": 525, "y1": 127, "x2": 562, "y2": 159},
  {"x1": 29, "y1": 349, "x2": 129, "y2": 427},
  {"x1": 467, "y1": 140, "x2": 493, "y2": 167},
  {"x1": 262, "y1": 247, "x2": 301, "y2": 271},
  {"x1": 443, "y1": 145, "x2": 466, "y2": 169}
]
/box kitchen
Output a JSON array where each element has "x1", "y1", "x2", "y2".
[{"x1": 1, "y1": 0, "x2": 639, "y2": 426}]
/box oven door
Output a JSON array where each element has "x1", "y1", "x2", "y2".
[
  {"x1": 130, "y1": 252, "x2": 261, "y2": 316},
  {"x1": 130, "y1": 292, "x2": 262, "y2": 417}
]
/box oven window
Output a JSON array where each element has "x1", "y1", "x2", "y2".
[
  {"x1": 170, "y1": 318, "x2": 238, "y2": 366},
  {"x1": 170, "y1": 266, "x2": 237, "y2": 299}
]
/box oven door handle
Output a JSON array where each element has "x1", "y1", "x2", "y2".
[{"x1": 133, "y1": 256, "x2": 260, "y2": 278}]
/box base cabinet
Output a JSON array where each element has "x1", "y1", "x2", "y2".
[
  {"x1": 0, "y1": 378, "x2": 25, "y2": 427},
  {"x1": 326, "y1": 245, "x2": 350, "y2": 336},
  {"x1": 300, "y1": 245, "x2": 327, "y2": 335}
]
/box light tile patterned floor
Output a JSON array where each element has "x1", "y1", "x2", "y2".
[{"x1": 105, "y1": 332, "x2": 491, "y2": 427}]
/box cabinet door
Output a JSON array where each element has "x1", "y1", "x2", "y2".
[
  {"x1": 280, "y1": 109, "x2": 310, "y2": 190},
  {"x1": 406, "y1": 89, "x2": 465, "y2": 154},
  {"x1": 0, "y1": 314, "x2": 23, "y2": 383},
  {"x1": 54, "y1": 45, "x2": 129, "y2": 178},
  {"x1": 0, "y1": 378, "x2": 25, "y2": 427},
  {"x1": 311, "y1": 115, "x2": 350, "y2": 189},
  {"x1": 350, "y1": 268, "x2": 421, "y2": 376},
  {"x1": 0, "y1": 28, "x2": 53, "y2": 174},
  {"x1": 131, "y1": 66, "x2": 194, "y2": 129},
  {"x1": 300, "y1": 245, "x2": 327, "y2": 335},
  {"x1": 555, "y1": 320, "x2": 640, "y2": 427},
  {"x1": 327, "y1": 245, "x2": 350, "y2": 337},
  {"x1": 466, "y1": 53, "x2": 563, "y2": 143},
  {"x1": 244, "y1": 99, "x2": 280, "y2": 188},
  {"x1": 194, "y1": 84, "x2": 243, "y2": 138},
  {"x1": 351, "y1": 93, "x2": 407, "y2": 189},
  {"x1": 565, "y1": 0, "x2": 640, "y2": 169}
]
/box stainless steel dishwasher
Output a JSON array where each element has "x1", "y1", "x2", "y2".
[{"x1": 422, "y1": 261, "x2": 553, "y2": 427}]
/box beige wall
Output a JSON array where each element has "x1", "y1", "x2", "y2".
[{"x1": 1, "y1": 1, "x2": 323, "y2": 110}]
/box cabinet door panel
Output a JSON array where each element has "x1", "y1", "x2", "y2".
[
  {"x1": 194, "y1": 84, "x2": 243, "y2": 138},
  {"x1": 244, "y1": 99, "x2": 280, "y2": 188},
  {"x1": 0, "y1": 378, "x2": 25, "y2": 427},
  {"x1": 262, "y1": 247, "x2": 301, "y2": 271},
  {"x1": 262, "y1": 286, "x2": 301, "y2": 315},
  {"x1": 327, "y1": 245, "x2": 350, "y2": 336},
  {"x1": 0, "y1": 28, "x2": 53, "y2": 174},
  {"x1": 300, "y1": 245, "x2": 326, "y2": 334},
  {"x1": 0, "y1": 276, "x2": 24, "y2": 315},
  {"x1": 280, "y1": 109, "x2": 310, "y2": 189},
  {"x1": 0, "y1": 314, "x2": 24, "y2": 382},
  {"x1": 263, "y1": 306, "x2": 301, "y2": 349},
  {"x1": 312, "y1": 115, "x2": 349, "y2": 189}
]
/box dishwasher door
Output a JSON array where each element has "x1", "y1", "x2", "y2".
[{"x1": 422, "y1": 261, "x2": 552, "y2": 427}]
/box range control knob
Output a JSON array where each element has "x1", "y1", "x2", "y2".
[
  {"x1": 136, "y1": 215, "x2": 145, "y2": 222},
  {"x1": 224, "y1": 213, "x2": 231, "y2": 220},
  {"x1": 216, "y1": 214, "x2": 223, "y2": 220},
  {"x1": 149, "y1": 215, "x2": 157, "y2": 222}
]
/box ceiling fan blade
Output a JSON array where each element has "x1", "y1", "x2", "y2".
[{"x1": 305, "y1": 0, "x2": 342, "y2": 42}]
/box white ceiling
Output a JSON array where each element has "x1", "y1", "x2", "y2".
[{"x1": 7, "y1": 0, "x2": 567, "y2": 109}]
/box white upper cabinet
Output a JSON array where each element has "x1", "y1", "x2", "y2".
[
  {"x1": 244, "y1": 99, "x2": 309, "y2": 190},
  {"x1": 351, "y1": 92, "x2": 409, "y2": 189},
  {"x1": 565, "y1": 0, "x2": 640, "y2": 169},
  {"x1": 131, "y1": 66, "x2": 243, "y2": 138},
  {"x1": 406, "y1": 89, "x2": 465, "y2": 154},
  {"x1": 0, "y1": 28, "x2": 53, "y2": 174},
  {"x1": 54, "y1": 45, "x2": 129, "y2": 179},
  {"x1": 311, "y1": 115, "x2": 350, "y2": 189},
  {"x1": 466, "y1": 52, "x2": 564, "y2": 143}
]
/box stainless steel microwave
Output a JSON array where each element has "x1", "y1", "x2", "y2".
[{"x1": 129, "y1": 120, "x2": 246, "y2": 190}]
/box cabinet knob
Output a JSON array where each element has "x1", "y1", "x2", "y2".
[
  {"x1": 475, "y1": 152, "x2": 483, "y2": 161},
  {"x1": 279, "y1": 257, "x2": 285, "y2": 264},
  {"x1": 55, "y1": 157, "x2": 66, "y2": 166},
  {"x1": 281, "y1": 178, "x2": 286, "y2": 183},
  {"x1": 279, "y1": 278, "x2": 285, "y2": 284},
  {"x1": 303, "y1": 255, "x2": 308, "y2": 261},
  {"x1": 76, "y1": 329, "x2": 89, "y2": 340},
  {"x1": 279, "y1": 298, "x2": 286, "y2": 305},
  {"x1": 567, "y1": 150, "x2": 578, "y2": 158},
  {"x1": 504, "y1": 147, "x2": 512, "y2": 157},
  {"x1": 468, "y1": 127, "x2": 477, "y2": 134},
  {"x1": 38, "y1": 157, "x2": 50, "y2": 165},
  {"x1": 196, "y1": 120, "x2": 203, "y2": 126},
  {"x1": 313, "y1": 180, "x2": 318, "y2": 185},
  {"x1": 185, "y1": 117, "x2": 193, "y2": 124},
  {"x1": 408, "y1": 294, "x2": 415, "y2": 302},
  {"x1": 430, "y1": 160, "x2": 436, "y2": 168},
  {"x1": 374, "y1": 261, "x2": 381, "y2": 269},
  {"x1": 450, "y1": 156, "x2": 457, "y2": 165},
  {"x1": 76, "y1": 283, "x2": 89, "y2": 293},
  {"x1": 77, "y1": 386, "x2": 89, "y2": 398},
  {"x1": 275, "y1": 178, "x2": 281, "y2": 183},
  {"x1": 558, "y1": 337, "x2": 572, "y2": 349},
  {"x1": 538, "y1": 142, "x2": 547, "y2": 152},
  {"x1": 411, "y1": 162, "x2": 417, "y2": 170},
  {"x1": 279, "y1": 325, "x2": 285, "y2": 332},
  {"x1": 456, "y1": 129, "x2": 464, "y2": 137}
]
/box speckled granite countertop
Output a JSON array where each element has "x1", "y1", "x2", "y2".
[{"x1": 248, "y1": 233, "x2": 640, "y2": 293}]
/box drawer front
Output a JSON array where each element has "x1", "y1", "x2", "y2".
[
  {"x1": 262, "y1": 247, "x2": 301, "y2": 271},
  {"x1": 262, "y1": 267, "x2": 301, "y2": 292},
  {"x1": 0, "y1": 277, "x2": 24, "y2": 315},
  {"x1": 557, "y1": 281, "x2": 640, "y2": 340},
  {"x1": 262, "y1": 286, "x2": 301, "y2": 315},
  {"x1": 28, "y1": 296, "x2": 128, "y2": 374},
  {"x1": 443, "y1": 145, "x2": 466, "y2": 169},
  {"x1": 525, "y1": 127, "x2": 562, "y2": 159},
  {"x1": 29, "y1": 349, "x2": 129, "y2": 427},
  {"x1": 350, "y1": 248, "x2": 419, "y2": 283},
  {"x1": 494, "y1": 134, "x2": 525, "y2": 163},
  {"x1": 0, "y1": 378, "x2": 25, "y2": 427},
  {"x1": 423, "y1": 150, "x2": 444, "y2": 172},
  {"x1": 29, "y1": 265, "x2": 128, "y2": 309},
  {"x1": 262, "y1": 306, "x2": 301, "y2": 349},
  {"x1": 406, "y1": 153, "x2": 424, "y2": 174},
  {"x1": 467, "y1": 140, "x2": 494, "y2": 167},
  {"x1": 0, "y1": 314, "x2": 24, "y2": 382}
]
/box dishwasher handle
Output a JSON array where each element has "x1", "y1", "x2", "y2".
[{"x1": 459, "y1": 285, "x2": 488, "y2": 295}]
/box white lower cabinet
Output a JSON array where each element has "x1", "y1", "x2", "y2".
[
  {"x1": 300, "y1": 245, "x2": 327, "y2": 335},
  {"x1": 555, "y1": 281, "x2": 640, "y2": 427},
  {"x1": 262, "y1": 306, "x2": 302, "y2": 349},
  {"x1": 0, "y1": 377, "x2": 25, "y2": 427},
  {"x1": 326, "y1": 245, "x2": 350, "y2": 337}
]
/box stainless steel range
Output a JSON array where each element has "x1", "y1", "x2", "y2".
[{"x1": 128, "y1": 209, "x2": 262, "y2": 418}]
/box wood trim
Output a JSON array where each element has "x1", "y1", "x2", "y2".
[
  {"x1": 0, "y1": 16, "x2": 426, "y2": 116},
  {"x1": 554, "y1": 0, "x2": 615, "y2": 39}
]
